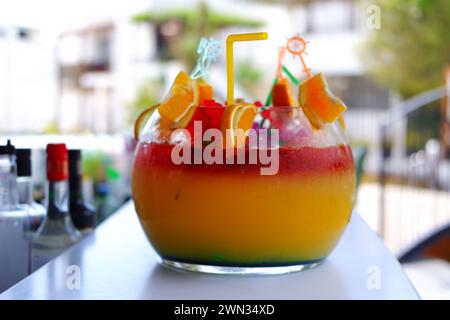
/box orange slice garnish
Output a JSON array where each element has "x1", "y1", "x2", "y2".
[
  {"x1": 298, "y1": 72, "x2": 347, "y2": 129},
  {"x1": 221, "y1": 103, "x2": 257, "y2": 148},
  {"x1": 197, "y1": 81, "x2": 213, "y2": 105},
  {"x1": 134, "y1": 104, "x2": 159, "y2": 141},
  {"x1": 272, "y1": 78, "x2": 297, "y2": 106},
  {"x1": 157, "y1": 71, "x2": 199, "y2": 128}
]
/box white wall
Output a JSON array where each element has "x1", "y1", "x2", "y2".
[{"x1": 0, "y1": 29, "x2": 57, "y2": 133}]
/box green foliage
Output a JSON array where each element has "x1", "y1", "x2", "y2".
[
  {"x1": 361, "y1": 0, "x2": 450, "y2": 98},
  {"x1": 173, "y1": 34, "x2": 202, "y2": 70},
  {"x1": 81, "y1": 148, "x2": 119, "y2": 179},
  {"x1": 406, "y1": 100, "x2": 441, "y2": 154},
  {"x1": 43, "y1": 121, "x2": 61, "y2": 134},
  {"x1": 235, "y1": 60, "x2": 263, "y2": 98},
  {"x1": 132, "y1": 9, "x2": 263, "y2": 29},
  {"x1": 132, "y1": 3, "x2": 264, "y2": 70},
  {"x1": 127, "y1": 79, "x2": 162, "y2": 125}
]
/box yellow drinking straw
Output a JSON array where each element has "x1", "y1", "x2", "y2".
[{"x1": 226, "y1": 32, "x2": 268, "y2": 106}]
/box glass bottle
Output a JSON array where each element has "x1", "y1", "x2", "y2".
[
  {"x1": 16, "y1": 148, "x2": 45, "y2": 235},
  {"x1": 0, "y1": 140, "x2": 29, "y2": 291},
  {"x1": 68, "y1": 149, "x2": 96, "y2": 234},
  {"x1": 31, "y1": 144, "x2": 82, "y2": 272}
]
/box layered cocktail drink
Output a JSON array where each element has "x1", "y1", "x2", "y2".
[{"x1": 132, "y1": 33, "x2": 355, "y2": 274}]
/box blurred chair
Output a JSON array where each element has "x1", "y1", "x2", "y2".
[{"x1": 399, "y1": 224, "x2": 450, "y2": 263}]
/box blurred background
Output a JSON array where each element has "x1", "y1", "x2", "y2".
[{"x1": 0, "y1": 0, "x2": 449, "y2": 298}]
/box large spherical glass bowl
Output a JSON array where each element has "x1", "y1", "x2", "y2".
[{"x1": 132, "y1": 106, "x2": 355, "y2": 275}]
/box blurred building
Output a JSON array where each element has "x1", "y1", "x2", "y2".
[
  {"x1": 0, "y1": 25, "x2": 57, "y2": 133},
  {"x1": 299, "y1": 0, "x2": 392, "y2": 173},
  {"x1": 55, "y1": 0, "x2": 258, "y2": 134},
  {"x1": 57, "y1": 19, "x2": 163, "y2": 133},
  {"x1": 1, "y1": 0, "x2": 397, "y2": 164},
  {"x1": 55, "y1": 0, "x2": 393, "y2": 171}
]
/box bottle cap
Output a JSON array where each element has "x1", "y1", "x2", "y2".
[
  {"x1": 0, "y1": 139, "x2": 16, "y2": 156},
  {"x1": 46, "y1": 143, "x2": 68, "y2": 181},
  {"x1": 16, "y1": 148, "x2": 32, "y2": 177}
]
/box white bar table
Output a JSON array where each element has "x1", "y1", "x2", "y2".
[{"x1": 0, "y1": 202, "x2": 419, "y2": 300}]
